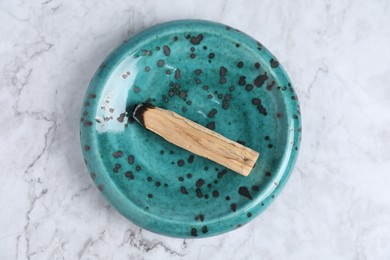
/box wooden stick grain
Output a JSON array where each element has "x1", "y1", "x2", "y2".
[{"x1": 133, "y1": 104, "x2": 259, "y2": 176}]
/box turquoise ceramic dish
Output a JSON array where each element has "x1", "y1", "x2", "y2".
[{"x1": 80, "y1": 20, "x2": 301, "y2": 238}]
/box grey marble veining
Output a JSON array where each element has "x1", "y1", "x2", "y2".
[{"x1": 1, "y1": 0, "x2": 390, "y2": 259}]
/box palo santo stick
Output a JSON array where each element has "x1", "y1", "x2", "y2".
[{"x1": 133, "y1": 103, "x2": 259, "y2": 176}]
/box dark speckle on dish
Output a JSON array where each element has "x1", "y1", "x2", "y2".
[
  {"x1": 113, "y1": 163, "x2": 121, "y2": 173},
  {"x1": 113, "y1": 151, "x2": 123, "y2": 158},
  {"x1": 238, "y1": 76, "x2": 246, "y2": 86},
  {"x1": 270, "y1": 58, "x2": 279, "y2": 68},
  {"x1": 245, "y1": 84, "x2": 253, "y2": 92},
  {"x1": 217, "y1": 169, "x2": 227, "y2": 179},
  {"x1": 163, "y1": 45, "x2": 171, "y2": 56},
  {"x1": 201, "y1": 226, "x2": 208, "y2": 233},
  {"x1": 208, "y1": 108, "x2": 217, "y2": 118},
  {"x1": 180, "y1": 186, "x2": 188, "y2": 194},
  {"x1": 128, "y1": 155, "x2": 134, "y2": 165},
  {"x1": 238, "y1": 186, "x2": 252, "y2": 200},
  {"x1": 177, "y1": 159, "x2": 185, "y2": 167},
  {"x1": 266, "y1": 81, "x2": 276, "y2": 91},
  {"x1": 125, "y1": 171, "x2": 134, "y2": 180},
  {"x1": 220, "y1": 66, "x2": 227, "y2": 77},
  {"x1": 206, "y1": 121, "x2": 215, "y2": 130},
  {"x1": 254, "y1": 72, "x2": 268, "y2": 87},
  {"x1": 117, "y1": 113, "x2": 126, "y2": 123},
  {"x1": 157, "y1": 60, "x2": 164, "y2": 67},
  {"x1": 195, "y1": 214, "x2": 205, "y2": 222},
  {"x1": 190, "y1": 34, "x2": 204, "y2": 45},
  {"x1": 180, "y1": 186, "x2": 188, "y2": 195},
  {"x1": 188, "y1": 155, "x2": 194, "y2": 163},
  {"x1": 195, "y1": 69, "x2": 202, "y2": 75},
  {"x1": 191, "y1": 228, "x2": 198, "y2": 236},
  {"x1": 257, "y1": 104, "x2": 267, "y2": 116},
  {"x1": 196, "y1": 178, "x2": 205, "y2": 188},
  {"x1": 196, "y1": 188, "x2": 203, "y2": 198},
  {"x1": 252, "y1": 98, "x2": 261, "y2": 105}
]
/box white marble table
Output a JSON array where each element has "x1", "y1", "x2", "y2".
[{"x1": 1, "y1": 0, "x2": 390, "y2": 259}]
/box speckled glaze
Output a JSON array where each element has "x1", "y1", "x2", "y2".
[{"x1": 80, "y1": 20, "x2": 301, "y2": 238}]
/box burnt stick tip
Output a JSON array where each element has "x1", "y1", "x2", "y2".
[{"x1": 133, "y1": 103, "x2": 154, "y2": 127}]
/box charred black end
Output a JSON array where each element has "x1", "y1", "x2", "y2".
[{"x1": 133, "y1": 103, "x2": 154, "y2": 127}]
